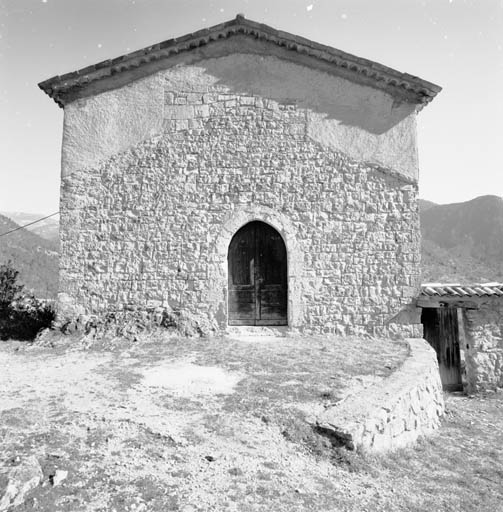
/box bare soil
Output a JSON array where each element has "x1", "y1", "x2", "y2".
[{"x1": 0, "y1": 334, "x2": 502, "y2": 511}]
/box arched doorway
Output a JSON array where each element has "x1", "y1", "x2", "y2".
[{"x1": 228, "y1": 221, "x2": 287, "y2": 326}]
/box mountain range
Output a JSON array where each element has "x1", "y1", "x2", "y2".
[
  {"x1": 0, "y1": 211, "x2": 59, "y2": 243},
  {"x1": 419, "y1": 195, "x2": 503, "y2": 283},
  {"x1": 1, "y1": 195, "x2": 502, "y2": 298},
  {"x1": 0, "y1": 213, "x2": 59, "y2": 298}
]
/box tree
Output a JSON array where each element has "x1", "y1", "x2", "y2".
[
  {"x1": 0, "y1": 260, "x2": 24, "y2": 308},
  {"x1": 0, "y1": 260, "x2": 55, "y2": 340}
]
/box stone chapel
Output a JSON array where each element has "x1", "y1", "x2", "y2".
[{"x1": 39, "y1": 15, "x2": 441, "y2": 335}]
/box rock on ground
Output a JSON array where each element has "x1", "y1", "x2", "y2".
[{"x1": 0, "y1": 455, "x2": 43, "y2": 511}]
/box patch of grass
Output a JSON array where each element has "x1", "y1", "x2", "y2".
[
  {"x1": 140, "y1": 334, "x2": 408, "y2": 413},
  {"x1": 373, "y1": 393, "x2": 503, "y2": 512},
  {"x1": 87, "y1": 333, "x2": 409, "y2": 474}
]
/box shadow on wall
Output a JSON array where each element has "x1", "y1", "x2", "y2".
[{"x1": 197, "y1": 47, "x2": 415, "y2": 135}]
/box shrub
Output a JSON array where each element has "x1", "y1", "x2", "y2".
[
  {"x1": 0, "y1": 260, "x2": 24, "y2": 308},
  {"x1": 0, "y1": 261, "x2": 55, "y2": 341}
]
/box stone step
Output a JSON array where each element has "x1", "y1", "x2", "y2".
[{"x1": 225, "y1": 326, "x2": 290, "y2": 338}]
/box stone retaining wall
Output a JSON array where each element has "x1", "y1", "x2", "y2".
[{"x1": 316, "y1": 337, "x2": 444, "y2": 452}]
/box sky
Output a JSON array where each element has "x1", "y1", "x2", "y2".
[{"x1": 0, "y1": 0, "x2": 502, "y2": 215}]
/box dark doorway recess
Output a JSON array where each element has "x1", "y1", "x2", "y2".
[
  {"x1": 228, "y1": 221, "x2": 287, "y2": 326},
  {"x1": 421, "y1": 307, "x2": 463, "y2": 391}
]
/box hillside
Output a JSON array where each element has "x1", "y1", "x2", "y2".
[
  {"x1": 0, "y1": 211, "x2": 59, "y2": 243},
  {"x1": 0, "y1": 213, "x2": 58, "y2": 298},
  {"x1": 420, "y1": 195, "x2": 503, "y2": 283},
  {"x1": 418, "y1": 199, "x2": 437, "y2": 213}
]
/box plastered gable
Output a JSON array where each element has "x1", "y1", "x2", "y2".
[{"x1": 62, "y1": 53, "x2": 419, "y2": 181}]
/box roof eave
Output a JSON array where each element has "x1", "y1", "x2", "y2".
[{"x1": 38, "y1": 15, "x2": 442, "y2": 109}]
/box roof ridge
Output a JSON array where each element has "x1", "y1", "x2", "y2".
[{"x1": 39, "y1": 14, "x2": 442, "y2": 108}]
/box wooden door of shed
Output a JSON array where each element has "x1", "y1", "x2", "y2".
[
  {"x1": 421, "y1": 307, "x2": 463, "y2": 391},
  {"x1": 228, "y1": 222, "x2": 287, "y2": 326}
]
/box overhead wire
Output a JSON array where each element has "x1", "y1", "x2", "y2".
[{"x1": 0, "y1": 212, "x2": 60, "y2": 238}]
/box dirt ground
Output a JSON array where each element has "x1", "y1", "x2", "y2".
[{"x1": 0, "y1": 334, "x2": 502, "y2": 512}]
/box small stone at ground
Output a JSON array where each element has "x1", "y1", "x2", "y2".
[
  {"x1": 48, "y1": 450, "x2": 65, "y2": 459},
  {"x1": 51, "y1": 470, "x2": 68, "y2": 487}
]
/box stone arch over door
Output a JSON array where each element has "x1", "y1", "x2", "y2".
[{"x1": 206, "y1": 206, "x2": 303, "y2": 329}]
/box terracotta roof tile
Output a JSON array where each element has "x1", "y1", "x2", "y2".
[
  {"x1": 39, "y1": 14, "x2": 441, "y2": 108},
  {"x1": 420, "y1": 283, "x2": 503, "y2": 298}
]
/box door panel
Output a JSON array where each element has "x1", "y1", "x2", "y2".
[
  {"x1": 228, "y1": 289, "x2": 255, "y2": 320},
  {"x1": 258, "y1": 286, "x2": 287, "y2": 321},
  {"x1": 256, "y1": 223, "x2": 287, "y2": 325},
  {"x1": 228, "y1": 222, "x2": 287, "y2": 326},
  {"x1": 228, "y1": 224, "x2": 255, "y2": 324},
  {"x1": 421, "y1": 307, "x2": 462, "y2": 391}
]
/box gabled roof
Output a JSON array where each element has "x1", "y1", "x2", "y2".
[{"x1": 39, "y1": 14, "x2": 441, "y2": 108}]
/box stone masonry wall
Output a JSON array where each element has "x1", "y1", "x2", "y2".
[
  {"x1": 317, "y1": 338, "x2": 444, "y2": 452},
  {"x1": 462, "y1": 300, "x2": 503, "y2": 392},
  {"x1": 59, "y1": 56, "x2": 422, "y2": 334}
]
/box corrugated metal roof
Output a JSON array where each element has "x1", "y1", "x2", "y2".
[{"x1": 420, "y1": 283, "x2": 503, "y2": 298}]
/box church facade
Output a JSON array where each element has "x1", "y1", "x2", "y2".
[{"x1": 40, "y1": 16, "x2": 441, "y2": 335}]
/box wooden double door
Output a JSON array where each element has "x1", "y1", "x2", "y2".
[{"x1": 228, "y1": 221, "x2": 287, "y2": 326}]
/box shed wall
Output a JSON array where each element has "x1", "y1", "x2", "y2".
[{"x1": 462, "y1": 300, "x2": 503, "y2": 391}]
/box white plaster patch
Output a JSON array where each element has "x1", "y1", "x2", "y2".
[
  {"x1": 62, "y1": 53, "x2": 419, "y2": 181},
  {"x1": 307, "y1": 110, "x2": 419, "y2": 181},
  {"x1": 62, "y1": 73, "x2": 165, "y2": 178},
  {"x1": 141, "y1": 362, "x2": 244, "y2": 396}
]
